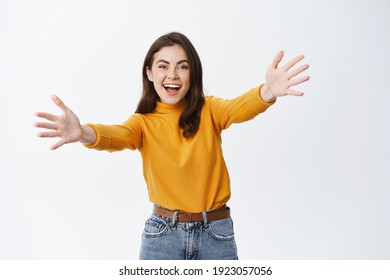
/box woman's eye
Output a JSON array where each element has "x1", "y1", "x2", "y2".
[
  {"x1": 179, "y1": 65, "x2": 189, "y2": 70},
  {"x1": 158, "y1": 64, "x2": 167, "y2": 69}
]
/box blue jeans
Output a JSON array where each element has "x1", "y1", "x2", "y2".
[{"x1": 139, "y1": 211, "x2": 238, "y2": 260}]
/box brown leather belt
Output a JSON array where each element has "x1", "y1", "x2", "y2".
[{"x1": 153, "y1": 205, "x2": 230, "y2": 222}]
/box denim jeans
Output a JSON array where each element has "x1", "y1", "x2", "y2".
[{"x1": 139, "y1": 211, "x2": 238, "y2": 260}]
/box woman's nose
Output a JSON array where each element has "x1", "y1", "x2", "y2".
[{"x1": 167, "y1": 68, "x2": 178, "y2": 79}]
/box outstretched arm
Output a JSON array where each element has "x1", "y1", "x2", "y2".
[
  {"x1": 261, "y1": 51, "x2": 310, "y2": 103},
  {"x1": 34, "y1": 95, "x2": 96, "y2": 150}
]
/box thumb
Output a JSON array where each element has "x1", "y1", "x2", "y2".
[
  {"x1": 51, "y1": 139, "x2": 66, "y2": 150},
  {"x1": 271, "y1": 50, "x2": 284, "y2": 69}
]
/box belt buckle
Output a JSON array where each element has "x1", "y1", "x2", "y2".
[{"x1": 176, "y1": 211, "x2": 185, "y2": 222}]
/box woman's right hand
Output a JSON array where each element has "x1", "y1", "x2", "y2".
[{"x1": 34, "y1": 95, "x2": 85, "y2": 150}]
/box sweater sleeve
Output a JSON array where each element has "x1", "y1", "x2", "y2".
[
  {"x1": 83, "y1": 114, "x2": 143, "y2": 152},
  {"x1": 208, "y1": 84, "x2": 276, "y2": 131}
]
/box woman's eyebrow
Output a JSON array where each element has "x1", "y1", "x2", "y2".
[
  {"x1": 156, "y1": 59, "x2": 189, "y2": 65},
  {"x1": 177, "y1": 60, "x2": 189, "y2": 64},
  {"x1": 156, "y1": 59, "x2": 169, "y2": 64}
]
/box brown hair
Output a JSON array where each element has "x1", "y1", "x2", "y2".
[{"x1": 135, "y1": 32, "x2": 205, "y2": 138}]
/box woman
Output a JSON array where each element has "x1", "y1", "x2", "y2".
[{"x1": 34, "y1": 32, "x2": 310, "y2": 259}]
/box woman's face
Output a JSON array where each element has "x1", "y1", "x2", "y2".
[{"x1": 146, "y1": 44, "x2": 191, "y2": 105}]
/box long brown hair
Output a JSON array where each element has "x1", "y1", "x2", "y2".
[{"x1": 135, "y1": 32, "x2": 205, "y2": 138}]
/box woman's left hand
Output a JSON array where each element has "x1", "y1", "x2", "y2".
[{"x1": 261, "y1": 50, "x2": 310, "y2": 102}]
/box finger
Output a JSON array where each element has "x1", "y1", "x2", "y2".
[
  {"x1": 36, "y1": 131, "x2": 60, "y2": 138},
  {"x1": 34, "y1": 112, "x2": 57, "y2": 122},
  {"x1": 271, "y1": 50, "x2": 284, "y2": 69},
  {"x1": 33, "y1": 122, "x2": 57, "y2": 130},
  {"x1": 283, "y1": 54, "x2": 305, "y2": 71},
  {"x1": 51, "y1": 95, "x2": 68, "y2": 113},
  {"x1": 288, "y1": 64, "x2": 309, "y2": 79},
  {"x1": 286, "y1": 89, "x2": 304, "y2": 96},
  {"x1": 51, "y1": 139, "x2": 66, "y2": 150},
  {"x1": 289, "y1": 75, "x2": 310, "y2": 87}
]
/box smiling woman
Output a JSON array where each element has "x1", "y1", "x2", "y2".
[
  {"x1": 146, "y1": 45, "x2": 191, "y2": 105},
  {"x1": 138, "y1": 32, "x2": 205, "y2": 139},
  {"x1": 33, "y1": 31, "x2": 310, "y2": 260}
]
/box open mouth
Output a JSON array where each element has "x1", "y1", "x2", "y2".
[{"x1": 163, "y1": 84, "x2": 182, "y2": 95}]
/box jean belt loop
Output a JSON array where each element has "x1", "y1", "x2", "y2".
[
  {"x1": 171, "y1": 211, "x2": 178, "y2": 227},
  {"x1": 202, "y1": 211, "x2": 209, "y2": 228}
]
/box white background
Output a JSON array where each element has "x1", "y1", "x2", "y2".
[{"x1": 1, "y1": 0, "x2": 389, "y2": 259}]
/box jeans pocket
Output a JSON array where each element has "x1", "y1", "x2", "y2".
[
  {"x1": 143, "y1": 214, "x2": 169, "y2": 238},
  {"x1": 207, "y1": 217, "x2": 235, "y2": 241}
]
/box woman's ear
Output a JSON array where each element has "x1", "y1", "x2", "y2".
[{"x1": 146, "y1": 67, "x2": 153, "y2": 82}]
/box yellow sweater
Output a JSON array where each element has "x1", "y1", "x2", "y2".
[{"x1": 85, "y1": 85, "x2": 275, "y2": 212}]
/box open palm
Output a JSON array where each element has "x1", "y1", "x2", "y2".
[
  {"x1": 265, "y1": 50, "x2": 310, "y2": 99},
  {"x1": 34, "y1": 95, "x2": 83, "y2": 150}
]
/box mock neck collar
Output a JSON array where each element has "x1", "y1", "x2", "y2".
[{"x1": 155, "y1": 99, "x2": 186, "y2": 114}]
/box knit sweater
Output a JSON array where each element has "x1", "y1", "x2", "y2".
[{"x1": 85, "y1": 84, "x2": 274, "y2": 212}]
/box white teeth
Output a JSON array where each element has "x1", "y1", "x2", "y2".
[{"x1": 164, "y1": 84, "x2": 181, "y2": 89}]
